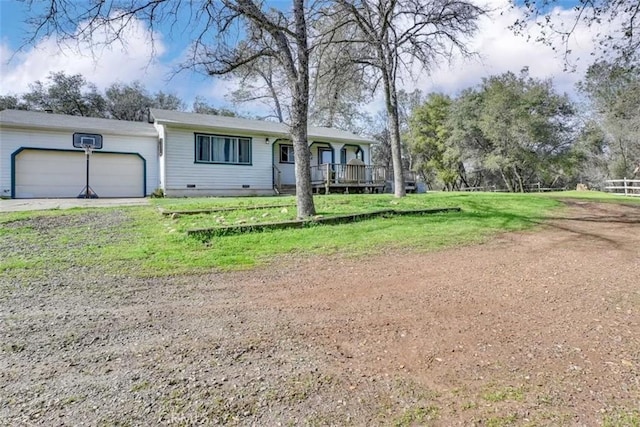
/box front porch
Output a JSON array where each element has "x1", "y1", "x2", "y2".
[
  {"x1": 271, "y1": 140, "x2": 419, "y2": 195},
  {"x1": 274, "y1": 140, "x2": 383, "y2": 194}
]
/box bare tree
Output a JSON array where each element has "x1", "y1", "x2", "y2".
[
  {"x1": 227, "y1": 20, "x2": 371, "y2": 131},
  {"x1": 227, "y1": 57, "x2": 290, "y2": 123},
  {"x1": 24, "y1": 0, "x2": 318, "y2": 217},
  {"x1": 309, "y1": 17, "x2": 372, "y2": 130},
  {"x1": 513, "y1": 0, "x2": 640, "y2": 66},
  {"x1": 198, "y1": 1, "x2": 317, "y2": 217},
  {"x1": 329, "y1": 0, "x2": 486, "y2": 197}
]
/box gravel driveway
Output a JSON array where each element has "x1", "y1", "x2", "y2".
[{"x1": 1, "y1": 201, "x2": 639, "y2": 425}]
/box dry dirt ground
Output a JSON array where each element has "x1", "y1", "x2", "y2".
[{"x1": 1, "y1": 201, "x2": 639, "y2": 426}]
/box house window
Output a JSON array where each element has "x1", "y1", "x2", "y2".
[
  {"x1": 195, "y1": 134, "x2": 251, "y2": 164},
  {"x1": 279, "y1": 144, "x2": 294, "y2": 163},
  {"x1": 340, "y1": 148, "x2": 347, "y2": 164}
]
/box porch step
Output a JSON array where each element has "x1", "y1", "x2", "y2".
[{"x1": 276, "y1": 185, "x2": 296, "y2": 195}]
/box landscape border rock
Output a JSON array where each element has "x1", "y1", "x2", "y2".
[
  {"x1": 187, "y1": 207, "x2": 462, "y2": 239},
  {"x1": 160, "y1": 203, "x2": 296, "y2": 218}
]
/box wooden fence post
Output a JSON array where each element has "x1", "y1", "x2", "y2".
[{"x1": 624, "y1": 177, "x2": 628, "y2": 196}]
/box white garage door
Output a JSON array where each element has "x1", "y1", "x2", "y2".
[{"x1": 14, "y1": 149, "x2": 144, "y2": 198}]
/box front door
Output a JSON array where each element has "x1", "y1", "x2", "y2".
[
  {"x1": 319, "y1": 147, "x2": 333, "y2": 165},
  {"x1": 318, "y1": 147, "x2": 334, "y2": 183}
]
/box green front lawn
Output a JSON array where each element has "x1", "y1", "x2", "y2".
[{"x1": 1, "y1": 191, "x2": 636, "y2": 278}]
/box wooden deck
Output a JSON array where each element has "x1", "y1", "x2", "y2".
[
  {"x1": 273, "y1": 163, "x2": 419, "y2": 195},
  {"x1": 310, "y1": 163, "x2": 387, "y2": 194},
  {"x1": 311, "y1": 182, "x2": 386, "y2": 194}
]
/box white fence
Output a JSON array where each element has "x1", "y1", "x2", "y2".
[
  {"x1": 605, "y1": 178, "x2": 640, "y2": 197},
  {"x1": 457, "y1": 183, "x2": 563, "y2": 192}
]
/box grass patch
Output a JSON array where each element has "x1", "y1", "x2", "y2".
[
  {"x1": 187, "y1": 207, "x2": 461, "y2": 238},
  {"x1": 0, "y1": 191, "x2": 604, "y2": 278},
  {"x1": 482, "y1": 385, "x2": 525, "y2": 402},
  {"x1": 130, "y1": 381, "x2": 151, "y2": 393},
  {"x1": 603, "y1": 408, "x2": 640, "y2": 427},
  {"x1": 461, "y1": 401, "x2": 478, "y2": 410},
  {"x1": 152, "y1": 196, "x2": 297, "y2": 211},
  {"x1": 486, "y1": 413, "x2": 518, "y2": 427},
  {"x1": 393, "y1": 406, "x2": 439, "y2": 426}
]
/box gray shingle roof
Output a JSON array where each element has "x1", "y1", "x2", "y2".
[
  {"x1": 0, "y1": 109, "x2": 377, "y2": 145},
  {"x1": 149, "y1": 109, "x2": 376, "y2": 145},
  {"x1": 0, "y1": 109, "x2": 157, "y2": 137}
]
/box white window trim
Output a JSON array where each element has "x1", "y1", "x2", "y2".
[{"x1": 195, "y1": 133, "x2": 252, "y2": 165}]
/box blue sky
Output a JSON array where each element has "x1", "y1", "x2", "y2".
[
  {"x1": 0, "y1": 0, "x2": 604, "y2": 117},
  {"x1": 0, "y1": 0, "x2": 216, "y2": 107}
]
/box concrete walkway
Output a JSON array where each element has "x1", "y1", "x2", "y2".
[{"x1": 0, "y1": 198, "x2": 150, "y2": 212}]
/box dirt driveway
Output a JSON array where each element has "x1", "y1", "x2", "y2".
[{"x1": 1, "y1": 201, "x2": 639, "y2": 425}]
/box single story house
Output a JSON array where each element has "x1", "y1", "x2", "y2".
[{"x1": 0, "y1": 108, "x2": 382, "y2": 198}]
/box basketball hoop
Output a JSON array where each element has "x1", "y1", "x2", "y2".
[{"x1": 73, "y1": 133, "x2": 103, "y2": 199}]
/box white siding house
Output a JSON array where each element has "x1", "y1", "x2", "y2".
[
  {"x1": 0, "y1": 110, "x2": 159, "y2": 198},
  {"x1": 151, "y1": 109, "x2": 279, "y2": 196},
  {"x1": 149, "y1": 109, "x2": 379, "y2": 196},
  {"x1": 0, "y1": 108, "x2": 379, "y2": 198}
]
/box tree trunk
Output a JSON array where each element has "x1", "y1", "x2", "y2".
[
  {"x1": 499, "y1": 168, "x2": 513, "y2": 192},
  {"x1": 382, "y1": 65, "x2": 406, "y2": 197},
  {"x1": 513, "y1": 165, "x2": 524, "y2": 192},
  {"x1": 292, "y1": 112, "x2": 315, "y2": 218},
  {"x1": 458, "y1": 162, "x2": 469, "y2": 188},
  {"x1": 291, "y1": 0, "x2": 316, "y2": 218}
]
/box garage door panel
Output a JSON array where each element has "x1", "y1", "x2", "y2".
[
  {"x1": 15, "y1": 150, "x2": 144, "y2": 198},
  {"x1": 16, "y1": 151, "x2": 85, "y2": 198},
  {"x1": 89, "y1": 153, "x2": 144, "y2": 197}
]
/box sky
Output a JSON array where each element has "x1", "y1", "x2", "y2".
[{"x1": 0, "y1": 0, "x2": 609, "y2": 117}]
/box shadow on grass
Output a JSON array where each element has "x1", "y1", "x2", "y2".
[{"x1": 457, "y1": 198, "x2": 639, "y2": 252}]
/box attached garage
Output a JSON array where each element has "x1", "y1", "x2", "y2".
[
  {"x1": 12, "y1": 148, "x2": 145, "y2": 198},
  {"x1": 0, "y1": 110, "x2": 159, "y2": 199}
]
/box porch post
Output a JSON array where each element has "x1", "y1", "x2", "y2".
[
  {"x1": 325, "y1": 163, "x2": 330, "y2": 194},
  {"x1": 335, "y1": 143, "x2": 345, "y2": 164}
]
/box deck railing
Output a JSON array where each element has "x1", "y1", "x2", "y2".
[
  {"x1": 272, "y1": 165, "x2": 282, "y2": 194},
  {"x1": 310, "y1": 163, "x2": 387, "y2": 186}
]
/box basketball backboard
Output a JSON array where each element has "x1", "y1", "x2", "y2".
[{"x1": 73, "y1": 133, "x2": 103, "y2": 149}]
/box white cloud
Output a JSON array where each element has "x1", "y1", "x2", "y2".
[
  {"x1": 0, "y1": 0, "x2": 614, "y2": 116},
  {"x1": 206, "y1": 78, "x2": 240, "y2": 105},
  {"x1": 0, "y1": 15, "x2": 169, "y2": 95},
  {"x1": 355, "y1": 0, "x2": 611, "y2": 120},
  {"x1": 401, "y1": 0, "x2": 608, "y2": 98}
]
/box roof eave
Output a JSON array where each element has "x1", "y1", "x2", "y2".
[
  {"x1": 155, "y1": 119, "x2": 376, "y2": 145},
  {"x1": 0, "y1": 121, "x2": 158, "y2": 137},
  {"x1": 309, "y1": 135, "x2": 377, "y2": 145},
  {"x1": 156, "y1": 120, "x2": 290, "y2": 139}
]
